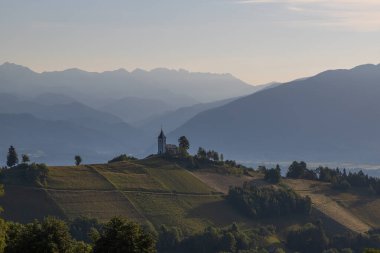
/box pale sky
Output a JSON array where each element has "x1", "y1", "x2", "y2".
[{"x1": 1, "y1": 0, "x2": 380, "y2": 84}]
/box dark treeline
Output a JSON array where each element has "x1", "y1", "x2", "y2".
[
  {"x1": 157, "y1": 223, "x2": 279, "y2": 253},
  {"x1": 0, "y1": 216, "x2": 284, "y2": 253},
  {"x1": 1, "y1": 212, "x2": 380, "y2": 253},
  {"x1": 161, "y1": 149, "x2": 252, "y2": 176},
  {"x1": 0, "y1": 216, "x2": 156, "y2": 253},
  {"x1": 286, "y1": 222, "x2": 380, "y2": 253},
  {"x1": 286, "y1": 161, "x2": 380, "y2": 194},
  {"x1": 228, "y1": 183, "x2": 311, "y2": 218}
]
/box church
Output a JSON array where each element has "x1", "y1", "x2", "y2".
[{"x1": 157, "y1": 129, "x2": 179, "y2": 155}]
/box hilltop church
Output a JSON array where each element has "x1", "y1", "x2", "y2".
[{"x1": 157, "y1": 129, "x2": 179, "y2": 155}]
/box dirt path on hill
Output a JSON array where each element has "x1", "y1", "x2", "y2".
[{"x1": 285, "y1": 179, "x2": 371, "y2": 234}]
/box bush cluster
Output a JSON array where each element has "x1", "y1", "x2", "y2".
[{"x1": 108, "y1": 154, "x2": 138, "y2": 163}]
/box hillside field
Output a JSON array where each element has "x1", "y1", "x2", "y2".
[
  {"x1": 0, "y1": 157, "x2": 255, "y2": 234},
  {"x1": 1, "y1": 156, "x2": 378, "y2": 236}
]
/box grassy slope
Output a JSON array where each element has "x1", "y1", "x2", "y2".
[
  {"x1": 193, "y1": 171, "x2": 378, "y2": 234},
  {"x1": 0, "y1": 157, "x2": 254, "y2": 234},
  {"x1": 284, "y1": 179, "x2": 374, "y2": 233},
  {"x1": 2, "y1": 156, "x2": 377, "y2": 236}
]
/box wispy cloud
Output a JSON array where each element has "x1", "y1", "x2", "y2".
[{"x1": 234, "y1": 0, "x2": 380, "y2": 31}]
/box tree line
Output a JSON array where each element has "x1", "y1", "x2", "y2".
[
  {"x1": 158, "y1": 223, "x2": 278, "y2": 253},
  {"x1": 0, "y1": 216, "x2": 155, "y2": 253},
  {"x1": 228, "y1": 183, "x2": 312, "y2": 219},
  {"x1": 286, "y1": 221, "x2": 380, "y2": 253},
  {"x1": 286, "y1": 161, "x2": 380, "y2": 194}
]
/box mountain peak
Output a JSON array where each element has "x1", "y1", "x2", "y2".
[
  {"x1": 351, "y1": 63, "x2": 380, "y2": 72},
  {"x1": 0, "y1": 62, "x2": 35, "y2": 74}
]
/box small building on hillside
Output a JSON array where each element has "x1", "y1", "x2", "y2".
[
  {"x1": 157, "y1": 129, "x2": 179, "y2": 155},
  {"x1": 165, "y1": 144, "x2": 179, "y2": 155}
]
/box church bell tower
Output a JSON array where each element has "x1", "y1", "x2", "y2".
[{"x1": 158, "y1": 129, "x2": 166, "y2": 154}]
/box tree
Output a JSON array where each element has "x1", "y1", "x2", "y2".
[
  {"x1": 75, "y1": 155, "x2": 82, "y2": 166},
  {"x1": 206, "y1": 150, "x2": 213, "y2": 160},
  {"x1": 69, "y1": 216, "x2": 102, "y2": 243},
  {"x1": 5, "y1": 217, "x2": 77, "y2": 253},
  {"x1": 93, "y1": 217, "x2": 156, "y2": 253},
  {"x1": 212, "y1": 151, "x2": 219, "y2": 161},
  {"x1": 157, "y1": 225, "x2": 182, "y2": 251},
  {"x1": 286, "y1": 161, "x2": 307, "y2": 179},
  {"x1": 197, "y1": 147, "x2": 207, "y2": 159},
  {"x1": 21, "y1": 154, "x2": 30, "y2": 164},
  {"x1": 286, "y1": 222, "x2": 329, "y2": 253},
  {"x1": 178, "y1": 136, "x2": 190, "y2": 156},
  {"x1": 264, "y1": 165, "x2": 281, "y2": 183},
  {"x1": 7, "y1": 146, "x2": 18, "y2": 167}
]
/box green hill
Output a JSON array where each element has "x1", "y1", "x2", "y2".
[
  {"x1": 0, "y1": 157, "x2": 255, "y2": 234},
  {"x1": 1, "y1": 156, "x2": 377, "y2": 237}
]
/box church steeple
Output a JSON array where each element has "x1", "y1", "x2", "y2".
[{"x1": 157, "y1": 128, "x2": 166, "y2": 154}]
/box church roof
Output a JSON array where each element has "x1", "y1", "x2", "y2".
[{"x1": 158, "y1": 129, "x2": 166, "y2": 139}]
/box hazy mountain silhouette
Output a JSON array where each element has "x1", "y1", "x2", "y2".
[
  {"x1": 0, "y1": 62, "x2": 257, "y2": 108},
  {"x1": 0, "y1": 95, "x2": 149, "y2": 164},
  {"x1": 170, "y1": 64, "x2": 380, "y2": 163},
  {"x1": 139, "y1": 83, "x2": 272, "y2": 134},
  {"x1": 33, "y1": 93, "x2": 77, "y2": 105},
  {"x1": 0, "y1": 113, "x2": 146, "y2": 165},
  {"x1": 0, "y1": 62, "x2": 263, "y2": 163},
  {"x1": 139, "y1": 97, "x2": 238, "y2": 135},
  {"x1": 100, "y1": 97, "x2": 174, "y2": 124}
]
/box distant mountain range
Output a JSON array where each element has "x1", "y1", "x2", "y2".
[
  {"x1": 0, "y1": 62, "x2": 259, "y2": 108},
  {"x1": 0, "y1": 62, "x2": 261, "y2": 164},
  {"x1": 170, "y1": 64, "x2": 380, "y2": 164},
  {"x1": 3, "y1": 62, "x2": 380, "y2": 165}
]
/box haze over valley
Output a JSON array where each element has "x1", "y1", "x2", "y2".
[
  {"x1": 1, "y1": 62, "x2": 380, "y2": 167},
  {"x1": 2, "y1": 1, "x2": 380, "y2": 252}
]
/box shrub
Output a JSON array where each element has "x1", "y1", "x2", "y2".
[
  {"x1": 264, "y1": 165, "x2": 281, "y2": 183},
  {"x1": 108, "y1": 154, "x2": 138, "y2": 163}
]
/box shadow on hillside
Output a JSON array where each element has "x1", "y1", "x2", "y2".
[
  {"x1": 186, "y1": 199, "x2": 253, "y2": 226},
  {"x1": 186, "y1": 198, "x2": 350, "y2": 236}
]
